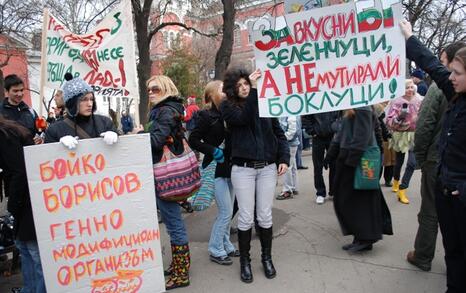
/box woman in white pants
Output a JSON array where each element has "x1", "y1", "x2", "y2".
[{"x1": 220, "y1": 68, "x2": 289, "y2": 283}]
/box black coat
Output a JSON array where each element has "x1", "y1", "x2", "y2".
[
  {"x1": 44, "y1": 114, "x2": 116, "y2": 142},
  {"x1": 189, "y1": 105, "x2": 231, "y2": 178},
  {"x1": 219, "y1": 89, "x2": 290, "y2": 166},
  {"x1": 406, "y1": 36, "x2": 466, "y2": 204},
  {"x1": 0, "y1": 130, "x2": 37, "y2": 241},
  {"x1": 302, "y1": 111, "x2": 341, "y2": 139},
  {"x1": 148, "y1": 96, "x2": 185, "y2": 164},
  {"x1": 0, "y1": 99, "x2": 38, "y2": 137},
  {"x1": 332, "y1": 107, "x2": 393, "y2": 240}
]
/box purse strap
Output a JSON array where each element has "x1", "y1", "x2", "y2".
[{"x1": 63, "y1": 118, "x2": 92, "y2": 139}]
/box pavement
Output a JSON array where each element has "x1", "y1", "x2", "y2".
[{"x1": 0, "y1": 150, "x2": 446, "y2": 292}]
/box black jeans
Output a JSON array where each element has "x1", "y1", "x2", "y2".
[
  {"x1": 393, "y1": 150, "x2": 416, "y2": 189},
  {"x1": 312, "y1": 136, "x2": 334, "y2": 197},
  {"x1": 436, "y1": 180, "x2": 466, "y2": 292}
]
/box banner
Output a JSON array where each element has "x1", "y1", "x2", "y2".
[
  {"x1": 42, "y1": 0, "x2": 138, "y2": 99},
  {"x1": 24, "y1": 135, "x2": 165, "y2": 293},
  {"x1": 250, "y1": 0, "x2": 405, "y2": 117}
]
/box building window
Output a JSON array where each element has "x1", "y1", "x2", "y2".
[{"x1": 234, "y1": 25, "x2": 241, "y2": 47}]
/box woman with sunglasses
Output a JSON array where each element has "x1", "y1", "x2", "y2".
[
  {"x1": 146, "y1": 75, "x2": 190, "y2": 290},
  {"x1": 220, "y1": 68, "x2": 289, "y2": 283},
  {"x1": 400, "y1": 20, "x2": 466, "y2": 292}
]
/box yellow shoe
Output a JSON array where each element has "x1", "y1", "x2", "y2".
[
  {"x1": 392, "y1": 180, "x2": 400, "y2": 192},
  {"x1": 397, "y1": 189, "x2": 409, "y2": 204}
]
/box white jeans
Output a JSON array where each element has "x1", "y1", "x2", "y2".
[
  {"x1": 231, "y1": 164, "x2": 277, "y2": 231},
  {"x1": 282, "y1": 145, "x2": 298, "y2": 193}
]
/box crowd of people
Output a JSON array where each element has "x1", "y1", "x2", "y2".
[{"x1": 0, "y1": 20, "x2": 465, "y2": 292}]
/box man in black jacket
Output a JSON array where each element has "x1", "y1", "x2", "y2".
[
  {"x1": 302, "y1": 111, "x2": 340, "y2": 204},
  {"x1": 0, "y1": 74, "x2": 43, "y2": 144}
]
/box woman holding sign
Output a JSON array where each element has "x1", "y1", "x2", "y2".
[
  {"x1": 401, "y1": 20, "x2": 466, "y2": 292},
  {"x1": 0, "y1": 116, "x2": 46, "y2": 293},
  {"x1": 220, "y1": 68, "x2": 290, "y2": 283},
  {"x1": 44, "y1": 73, "x2": 120, "y2": 146},
  {"x1": 146, "y1": 75, "x2": 191, "y2": 290}
]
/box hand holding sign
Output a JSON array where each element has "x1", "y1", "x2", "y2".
[
  {"x1": 399, "y1": 20, "x2": 413, "y2": 40},
  {"x1": 249, "y1": 69, "x2": 262, "y2": 89},
  {"x1": 59, "y1": 135, "x2": 79, "y2": 149}
]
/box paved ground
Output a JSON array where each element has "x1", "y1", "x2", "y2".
[{"x1": 0, "y1": 151, "x2": 446, "y2": 292}]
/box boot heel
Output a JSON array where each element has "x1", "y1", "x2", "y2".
[{"x1": 240, "y1": 257, "x2": 253, "y2": 283}]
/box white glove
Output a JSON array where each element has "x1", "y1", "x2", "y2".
[
  {"x1": 59, "y1": 135, "x2": 79, "y2": 150},
  {"x1": 100, "y1": 131, "x2": 118, "y2": 145}
]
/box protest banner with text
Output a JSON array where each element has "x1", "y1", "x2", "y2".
[
  {"x1": 42, "y1": 0, "x2": 138, "y2": 99},
  {"x1": 24, "y1": 134, "x2": 164, "y2": 293},
  {"x1": 250, "y1": 0, "x2": 405, "y2": 117}
]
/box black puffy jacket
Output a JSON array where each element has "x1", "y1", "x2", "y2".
[
  {"x1": 189, "y1": 105, "x2": 232, "y2": 178},
  {"x1": 44, "y1": 114, "x2": 116, "y2": 142},
  {"x1": 148, "y1": 96, "x2": 185, "y2": 164},
  {"x1": 220, "y1": 89, "x2": 290, "y2": 166}
]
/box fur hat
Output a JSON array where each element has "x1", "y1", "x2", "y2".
[
  {"x1": 411, "y1": 69, "x2": 425, "y2": 80},
  {"x1": 62, "y1": 73, "x2": 95, "y2": 117}
]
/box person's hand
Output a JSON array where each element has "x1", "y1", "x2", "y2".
[
  {"x1": 59, "y1": 135, "x2": 79, "y2": 149},
  {"x1": 249, "y1": 69, "x2": 262, "y2": 89},
  {"x1": 131, "y1": 125, "x2": 144, "y2": 134},
  {"x1": 399, "y1": 20, "x2": 413, "y2": 40},
  {"x1": 213, "y1": 148, "x2": 224, "y2": 163},
  {"x1": 100, "y1": 131, "x2": 118, "y2": 145},
  {"x1": 398, "y1": 111, "x2": 408, "y2": 121},
  {"x1": 452, "y1": 190, "x2": 460, "y2": 196},
  {"x1": 277, "y1": 163, "x2": 288, "y2": 176},
  {"x1": 33, "y1": 135, "x2": 44, "y2": 145}
]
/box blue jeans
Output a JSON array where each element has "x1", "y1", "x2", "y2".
[
  {"x1": 15, "y1": 240, "x2": 46, "y2": 293},
  {"x1": 157, "y1": 197, "x2": 189, "y2": 245},
  {"x1": 208, "y1": 178, "x2": 236, "y2": 257}
]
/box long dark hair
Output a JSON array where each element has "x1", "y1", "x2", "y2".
[
  {"x1": 222, "y1": 67, "x2": 251, "y2": 106},
  {"x1": 0, "y1": 115, "x2": 30, "y2": 141}
]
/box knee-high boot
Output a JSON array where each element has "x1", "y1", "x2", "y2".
[
  {"x1": 259, "y1": 226, "x2": 276, "y2": 279},
  {"x1": 238, "y1": 229, "x2": 253, "y2": 283},
  {"x1": 166, "y1": 244, "x2": 190, "y2": 290}
]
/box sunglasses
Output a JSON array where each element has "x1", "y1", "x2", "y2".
[{"x1": 147, "y1": 86, "x2": 162, "y2": 94}]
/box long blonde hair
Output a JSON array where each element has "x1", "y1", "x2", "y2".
[{"x1": 203, "y1": 80, "x2": 222, "y2": 108}]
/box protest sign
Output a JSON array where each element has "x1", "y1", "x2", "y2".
[
  {"x1": 250, "y1": 0, "x2": 405, "y2": 117},
  {"x1": 24, "y1": 134, "x2": 165, "y2": 293},
  {"x1": 41, "y1": 0, "x2": 138, "y2": 99}
]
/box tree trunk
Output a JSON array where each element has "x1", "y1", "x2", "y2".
[
  {"x1": 214, "y1": 0, "x2": 236, "y2": 80},
  {"x1": 132, "y1": 0, "x2": 152, "y2": 124},
  {"x1": 0, "y1": 69, "x2": 4, "y2": 102}
]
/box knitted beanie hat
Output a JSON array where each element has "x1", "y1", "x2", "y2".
[{"x1": 62, "y1": 73, "x2": 95, "y2": 117}]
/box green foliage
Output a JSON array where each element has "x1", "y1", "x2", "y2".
[{"x1": 162, "y1": 46, "x2": 203, "y2": 101}]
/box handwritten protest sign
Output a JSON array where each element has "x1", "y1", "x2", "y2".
[
  {"x1": 42, "y1": 0, "x2": 138, "y2": 99},
  {"x1": 250, "y1": 0, "x2": 405, "y2": 117},
  {"x1": 24, "y1": 135, "x2": 165, "y2": 293}
]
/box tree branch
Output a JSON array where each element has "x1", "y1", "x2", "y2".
[{"x1": 148, "y1": 21, "x2": 218, "y2": 41}]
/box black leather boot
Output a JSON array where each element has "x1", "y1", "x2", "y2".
[
  {"x1": 259, "y1": 226, "x2": 276, "y2": 279},
  {"x1": 238, "y1": 229, "x2": 253, "y2": 283}
]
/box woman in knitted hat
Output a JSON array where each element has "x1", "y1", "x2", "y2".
[{"x1": 44, "y1": 73, "x2": 119, "y2": 147}]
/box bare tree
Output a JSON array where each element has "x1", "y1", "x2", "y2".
[{"x1": 403, "y1": 0, "x2": 466, "y2": 56}]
